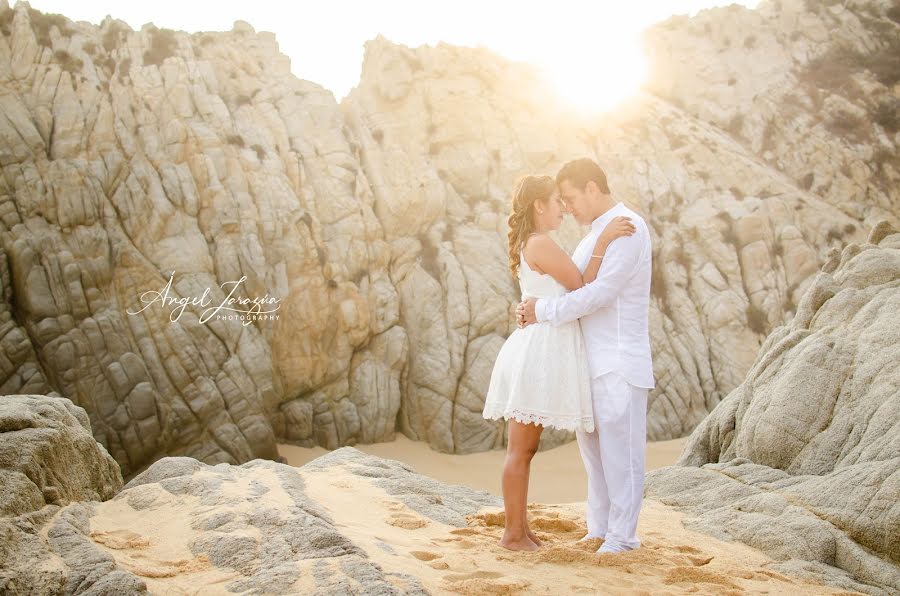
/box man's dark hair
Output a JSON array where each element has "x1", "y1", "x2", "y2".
[{"x1": 556, "y1": 158, "x2": 610, "y2": 194}]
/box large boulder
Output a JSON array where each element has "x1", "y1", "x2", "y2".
[
  {"x1": 646, "y1": 222, "x2": 900, "y2": 595},
  {"x1": 0, "y1": 441, "x2": 498, "y2": 594},
  {"x1": 0, "y1": 394, "x2": 122, "y2": 517},
  {"x1": 0, "y1": 395, "x2": 124, "y2": 594}
]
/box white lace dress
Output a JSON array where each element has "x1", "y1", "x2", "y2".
[{"x1": 482, "y1": 251, "x2": 595, "y2": 433}]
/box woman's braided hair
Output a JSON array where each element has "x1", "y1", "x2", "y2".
[{"x1": 507, "y1": 175, "x2": 555, "y2": 278}]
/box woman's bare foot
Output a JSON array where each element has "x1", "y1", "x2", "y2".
[
  {"x1": 526, "y1": 528, "x2": 543, "y2": 546},
  {"x1": 500, "y1": 533, "x2": 539, "y2": 551}
]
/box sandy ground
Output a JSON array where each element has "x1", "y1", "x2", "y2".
[
  {"x1": 277, "y1": 434, "x2": 689, "y2": 503},
  {"x1": 296, "y1": 462, "x2": 855, "y2": 595},
  {"x1": 82, "y1": 437, "x2": 860, "y2": 595}
]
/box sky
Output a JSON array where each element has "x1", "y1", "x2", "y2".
[{"x1": 25, "y1": 0, "x2": 760, "y2": 112}]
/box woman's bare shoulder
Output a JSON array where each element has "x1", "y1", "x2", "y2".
[
  {"x1": 522, "y1": 232, "x2": 559, "y2": 255},
  {"x1": 523, "y1": 233, "x2": 563, "y2": 272}
]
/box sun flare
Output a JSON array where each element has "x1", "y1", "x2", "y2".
[
  {"x1": 537, "y1": 35, "x2": 650, "y2": 114},
  {"x1": 23, "y1": 0, "x2": 758, "y2": 106}
]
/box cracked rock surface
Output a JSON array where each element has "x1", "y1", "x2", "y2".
[
  {"x1": 646, "y1": 222, "x2": 900, "y2": 595},
  {"x1": 0, "y1": 0, "x2": 897, "y2": 474},
  {"x1": 0, "y1": 394, "x2": 494, "y2": 594}
]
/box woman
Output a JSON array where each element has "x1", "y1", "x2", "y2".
[{"x1": 482, "y1": 175, "x2": 634, "y2": 551}]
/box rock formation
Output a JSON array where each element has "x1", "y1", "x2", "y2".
[
  {"x1": 0, "y1": 394, "x2": 859, "y2": 595},
  {"x1": 646, "y1": 222, "x2": 900, "y2": 595},
  {"x1": 644, "y1": 0, "x2": 899, "y2": 226},
  {"x1": 0, "y1": 0, "x2": 897, "y2": 475},
  {"x1": 0, "y1": 394, "x2": 125, "y2": 593},
  {"x1": 0, "y1": 395, "x2": 498, "y2": 593},
  {"x1": 0, "y1": 394, "x2": 121, "y2": 517}
]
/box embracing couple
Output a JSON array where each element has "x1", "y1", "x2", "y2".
[{"x1": 482, "y1": 157, "x2": 654, "y2": 554}]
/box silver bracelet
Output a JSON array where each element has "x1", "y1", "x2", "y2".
[{"x1": 590, "y1": 254, "x2": 604, "y2": 259}]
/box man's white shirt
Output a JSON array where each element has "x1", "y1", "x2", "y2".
[{"x1": 534, "y1": 202, "x2": 655, "y2": 389}]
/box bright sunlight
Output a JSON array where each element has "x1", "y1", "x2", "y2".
[{"x1": 24, "y1": 0, "x2": 759, "y2": 113}]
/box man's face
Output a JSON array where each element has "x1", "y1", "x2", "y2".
[{"x1": 558, "y1": 179, "x2": 593, "y2": 226}]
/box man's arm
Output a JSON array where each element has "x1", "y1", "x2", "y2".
[{"x1": 535, "y1": 231, "x2": 644, "y2": 326}]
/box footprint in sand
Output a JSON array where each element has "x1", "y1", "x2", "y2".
[
  {"x1": 444, "y1": 570, "x2": 503, "y2": 581},
  {"x1": 525, "y1": 505, "x2": 560, "y2": 517},
  {"x1": 473, "y1": 511, "x2": 505, "y2": 527},
  {"x1": 530, "y1": 516, "x2": 579, "y2": 533},
  {"x1": 410, "y1": 551, "x2": 442, "y2": 561},
  {"x1": 387, "y1": 512, "x2": 428, "y2": 529},
  {"x1": 688, "y1": 555, "x2": 714, "y2": 566},
  {"x1": 127, "y1": 556, "x2": 211, "y2": 579},
  {"x1": 90, "y1": 529, "x2": 150, "y2": 550},
  {"x1": 476, "y1": 508, "x2": 581, "y2": 538},
  {"x1": 442, "y1": 570, "x2": 531, "y2": 594},
  {"x1": 575, "y1": 537, "x2": 603, "y2": 550},
  {"x1": 663, "y1": 566, "x2": 741, "y2": 589},
  {"x1": 432, "y1": 535, "x2": 478, "y2": 549},
  {"x1": 673, "y1": 544, "x2": 703, "y2": 554},
  {"x1": 570, "y1": 585, "x2": 604, "y2": 594},
  {"x1": 135, "y1": 555, "x2": 212, "y2": 579}
]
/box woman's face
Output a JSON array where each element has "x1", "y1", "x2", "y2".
[{"x1": 536, "y1": 189, "x2": 566, "y2": 231}]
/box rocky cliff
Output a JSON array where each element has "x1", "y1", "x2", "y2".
[
  {"x1": 645, "y1": 0, "x2": 899, "y2": 225},
  {"x1": 0, "y1": 0, "x2": 897, "y2": 475},
  {"x1": 646, "y1": 222, "x2": 900, "y2": 595}
]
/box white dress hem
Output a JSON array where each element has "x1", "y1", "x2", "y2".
[{"x1": 482, "y1": 406, "x2": 595, "y2": 434}]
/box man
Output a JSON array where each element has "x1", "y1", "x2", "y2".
[{"x1": 516, "y1": 158, "x2": 654, "y2": 554}]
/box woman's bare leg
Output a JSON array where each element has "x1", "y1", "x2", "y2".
[
  {"x1": 499, "y1": 419, "x2": 543, "y2": 551},
  {"x1": 523, "y1": 462, "x2": 543, "y2": 546}
]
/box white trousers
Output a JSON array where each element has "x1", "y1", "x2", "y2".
[{"x1": 575, "y1": 372, "x2": 648, "y2": 551}]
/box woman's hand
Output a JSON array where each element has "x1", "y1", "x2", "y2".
[{"x1": 595, "y1": 216, "x2": 635, "y2": 253}]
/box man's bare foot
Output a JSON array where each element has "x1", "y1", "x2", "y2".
[
  {"x1": 526, "y1": 529, "x2": 543, "y2": 546},
  {"x1": 499, "y1": 534, "x2": 539, "y2": 551}
]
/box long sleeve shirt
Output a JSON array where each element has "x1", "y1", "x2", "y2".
[{"x1": 535, "y1": 202, "x2": 655, "y2": 388}]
